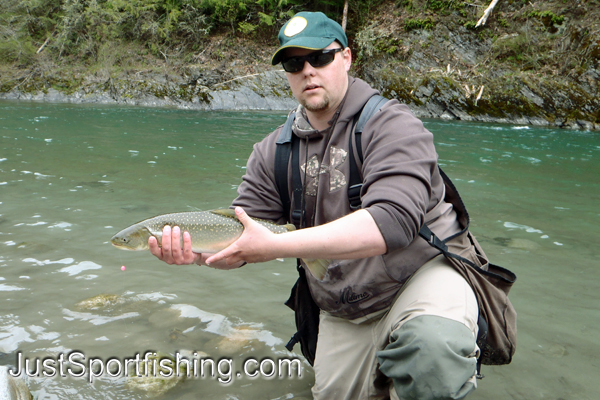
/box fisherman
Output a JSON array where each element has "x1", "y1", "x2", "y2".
[{"x1": 150, "y1": 11, "x2": 481, "y2": 400}]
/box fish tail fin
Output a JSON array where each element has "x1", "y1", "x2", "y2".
[{"x1": 302, "y1": 259, "x2": 331, "y2": 281}]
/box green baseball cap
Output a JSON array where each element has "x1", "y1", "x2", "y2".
[{"x1": 271, "y1": 12, "x2": 348, "y2": 66}]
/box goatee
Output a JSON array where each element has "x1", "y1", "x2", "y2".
[{"x1": 302, "y1": 96, "x2": 330, "y2": 113}]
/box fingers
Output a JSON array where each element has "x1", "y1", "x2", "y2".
[
  {"x1": 205, "y1": 207, "x2": 246, "y2": 266},
  {"x1": 148, "y1": 225, "x2": 199, "y2": 265},
  {"x1": 181, "y1": 231, "x2": 197, "y2": 262},
  {"x1": 169, "y1": 226, "x2": 183, "y2": 262},
  {"x1": 205, "y1": 247, "x2": 236, "y2": 266},
  {"x1": 149, "y1": 236, "x2": 161, "y2": 258},
  {"x1": 234, "y1": 206, "x2": 250, "y2": 226},
  {"x1": 205, "y1": 242, "x2": 247, "y2": 266}
]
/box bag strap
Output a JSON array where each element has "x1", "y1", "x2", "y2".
[
  {"x1": 348, "y1": 95, "x2": 388, "y2": 209},
  {"x1": 275, "y1": 111, "x2": 304, "y2": 227},
  {"x1": 419, "y1": 224, "x2": 516, "y2": 286},
  {"x1": 274, "y1": 112, "x2": 295, "y2": 221}
]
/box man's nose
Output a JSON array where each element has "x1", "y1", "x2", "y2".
[{"x1": 300, "y1": 60, "x2": 317, "y2": 75}]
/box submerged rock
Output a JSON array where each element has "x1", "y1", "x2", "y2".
[
  {"x1": 206, "y1": 325, "x2": 266, "y2": 356},
  {"x1": 533, "y1": 343, "x2": 569, "y2": 358},
  {"x1": 493, "y1": 237, "x2": 541, "y2": 251},
  {"x1": 0, "y1": 366, "x2": 32, "y2": 400},
  {"x1": 75, "y1": 294, "x2": 125, "y2": 310},
  {"x1": 125, "y1": 351, "x2": 209, "y2": 397}
]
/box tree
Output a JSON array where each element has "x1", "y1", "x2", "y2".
[{"x1": 342, "y1": 0, "x2": 348, "y2": 31}]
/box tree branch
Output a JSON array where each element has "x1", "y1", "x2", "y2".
[
  {"x1": 475, "y1": 0, "x2": 500, "y2": 28},
  {"x1": 342, "y1": 0, "x2": 349, "y2": 32}
]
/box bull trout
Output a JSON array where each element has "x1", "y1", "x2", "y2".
[{"x1": 110, "y1": 209, "x2": 329, "y2": 279}]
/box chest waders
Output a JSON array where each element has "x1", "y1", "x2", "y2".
[{"x1": 275, "y1": 95, "x2": 517, "y2": 374}]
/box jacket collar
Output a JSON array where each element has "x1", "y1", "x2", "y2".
[{"x1": 291, "y1": 77, "x2": 379, "y2": 140}]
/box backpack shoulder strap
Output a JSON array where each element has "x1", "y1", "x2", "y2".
[
  {"x1": 275, "y1": 112, "x2": 304, "y2": 226},
  {"x1": 274, "y1": 112, "x2": 295, "y2": 220},
  {"x1": 348, "y1": 95, "x2": 389, "y2": 209}
]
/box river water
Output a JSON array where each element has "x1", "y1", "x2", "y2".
[{"x1": 0, "y1": 100, "x2": 598, "y2": 400}]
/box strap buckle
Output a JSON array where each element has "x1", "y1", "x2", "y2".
[
  {"x1": 291, "y1": 209, "x2": 304, "y2": 226},
  {"x1": 348, "y1": 184, "x2": 362, "y2": 210},
  {"x1": 285, "y1": 331, "x2": 301, "y2": 351},
  {"x1": 419, "y1": 225, "x2": 449, "y2": 253}
]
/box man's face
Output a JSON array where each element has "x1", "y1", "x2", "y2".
[{"x1": 284, "y1": 43, "x2": 352, "y2": 117}]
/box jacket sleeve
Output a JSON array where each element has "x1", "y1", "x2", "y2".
[
  {"x1": 360, "y1": 101, "x2": 440, "y2": 251},
  {"x1": 231, "y1": 127, "x2": 287, "y2": 224}
]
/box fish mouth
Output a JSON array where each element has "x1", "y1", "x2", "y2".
[
  {"x1": 110, "y1": 239, "x2": 135, "y2": 250},
  {"x1": 110, "y1": 242, "x2": 141, "y2": 251}
]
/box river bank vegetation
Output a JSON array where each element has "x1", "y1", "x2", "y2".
[{"x1": 1, "y1": 0, "x2": 599, "y2": 130}]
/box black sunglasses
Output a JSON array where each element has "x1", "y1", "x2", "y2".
[{"x1": 281, "y1": 48, "x2": 344, "y2": 73}]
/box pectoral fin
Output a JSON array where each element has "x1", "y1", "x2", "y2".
[{"x1": 302, "y1": 259, "x2": 331, "y2": 280}]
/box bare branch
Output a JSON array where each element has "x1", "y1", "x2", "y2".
[
  {"x1": 213, "y1": 73, "x2": 261, "y2": 88},
  {"x1": 342, "y1": 0, "x2": 349, "y2": 32},
  {"x1": 36, "y1": 37, "x2": 51, "y2": 54},
  {"x1": 475, "y1": 0, "x2": 500, "y2": 28},
  {"x1": 475, "y1": 85, "x2": 485, "y2": 106}
]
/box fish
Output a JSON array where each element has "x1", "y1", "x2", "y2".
[{"x1": 110, "y1": 209, "x2": 330, "y2": 279}]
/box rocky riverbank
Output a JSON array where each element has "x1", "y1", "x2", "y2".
[
  {"x1": 1, "y1": 1, "x2": 598, "y2": 131},
  {"x1": 0, "y1": 68, "x2": 297, "y2": 111}
]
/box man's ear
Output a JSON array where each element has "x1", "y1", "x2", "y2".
[{"x1": 343, "y1": 47, "x2": 352, "y2": 72}]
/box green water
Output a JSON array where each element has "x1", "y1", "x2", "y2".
[{"x1": 0, "y1": 100, "x2": 598, "y2": 400}]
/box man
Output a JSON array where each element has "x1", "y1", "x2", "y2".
[{"x1": 150, "y1": 11, "x2": 480, "y2": 400}]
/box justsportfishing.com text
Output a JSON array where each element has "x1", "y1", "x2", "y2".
[{"x1": 8, "y1": 351, "x2": 303, "y2": 384}]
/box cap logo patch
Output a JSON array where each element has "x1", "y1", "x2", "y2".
[{"x1": 284, "y1": 16, "x2": 308, "y2": 37}]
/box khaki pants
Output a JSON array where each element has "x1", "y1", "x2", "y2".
[{"x1": 311, "y1": 255, "x2": 479, "y2": 400}]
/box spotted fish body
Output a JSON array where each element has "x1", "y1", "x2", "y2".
[
  {"x1": 111, "y1": 209, "x2": 330, "y2": 279},
  {"x1": 110, "y1": 209, "x2": 295, "y2": 253}
]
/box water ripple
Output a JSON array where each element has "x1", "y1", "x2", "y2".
[{"x1": 62, "y1": 309, "x2": 140, "y2": 326}]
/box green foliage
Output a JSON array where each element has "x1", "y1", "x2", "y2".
[
  {"x1": 529, "y1": 9, "x2": 565, "y2": 26},
  {"x1": 200, "y1": 0, "x2": 296, "y2": 33},
  {"x1": 375, "y1": 37, "x2": 403, "y2": 54},
  {"x1": 489, "y1": 32, "x2": 555, "y2": 71},
  {"x1": 0, "y1": 0, "x2": 214, "y2": 61},
  {"x1": 491, "y1": 33, "x2": 529, "y2": 63},
  {"x1": 464, "y1": 20, "x2": 476, "y2": 30},
  {"x1": 0, "y1": 0, "x2": 440, "y2": 65},
  {"x1": 258, "y1": 11, "x2": 275, "y2": 26},
  {"x1": 238, "y1": 21, "x2": 257, "y2": 34},
  {"x1": 398, "y1": 0, "x2": 464, "y2": 14},
  {"x1": 201, "y1": 0, "x2": 248, "y2": 31},
  {"x1": 396, "y1": 0, "x2": 415, "y2": 10},
  {"x1": 404, "y1": 17, "x2": 435, "y2": 31},
  {"x1": 0, "y1": 38, "x2": 37, "y2": 64},
  {"x1": 0, "y1": 0, "x2": 57, "y2": 63},
  {"x1": 426, "y1": 0, "x2": 445, "y2": 11}
]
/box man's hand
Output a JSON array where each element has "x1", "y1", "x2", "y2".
[
  {"x1": 149, "y1": 225, "x2": 202, "y2": 265},
  {"x1": 206, "y1": 207, "x2": 279, "y2": 266},
  {"x1": 148, "y1": 225, "x2": 245, "y2": 269}
]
